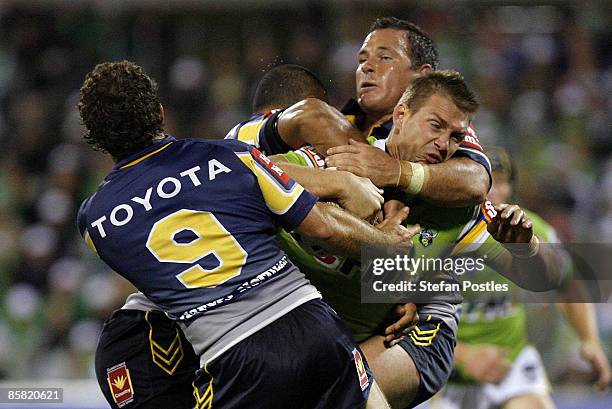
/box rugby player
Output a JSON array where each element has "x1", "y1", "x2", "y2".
[
  {"x1": 243, "y1": 18, "x2": 491, "y2": 208},
  {"x1": 78, "y1": 61, "x2": 411, "y2": 408},
  {"x1": 275, "y1": 71, "x2": 567, "y2": 408},
  {"x1": 333, "y1": 17, "x2": 490, "y2": 206},
  {"x1": 436, "y1": 148, "x2": 611, "y2": 409},
  {"x1": 92, "y1": 63, "x2": 398, "y2": 409}
]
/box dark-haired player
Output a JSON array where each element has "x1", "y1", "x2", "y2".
[
  {"x1": 321, "y1": 17, "x2": 491, "y2": 207},
  {"x1": 78, "y1": 61, "x2": 410, "y2": 408},
  {"x1": 93, "y1": 63, "x2": 389, "y2": 409}
]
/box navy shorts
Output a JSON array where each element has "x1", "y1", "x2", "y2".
[
  {"x1": 193, "y1": 299, "x2": 373, "y2": 409},
  {"x1": 398, "y1": 317, "x2": 456, "y2": 407},
  {"x1": 95, "y1": 309, "x2": 199, "y2": 409}
]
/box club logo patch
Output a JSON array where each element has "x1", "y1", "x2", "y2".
[
  {"x1": 107, "y1": 362, "x2": 134, "y2": 407},
  {"x1": 419, "y1": 228, "x2": 438, "y2": 247},
  {"x1": 352, "y1": 348, "x2": 370, "y2": 391}
]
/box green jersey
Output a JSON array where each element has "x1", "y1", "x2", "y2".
[
  {"x1": 455, "y1": 210, "x2": 560, "y2": 381},
  {"x1": 280, "y1": 146, "x2": 504, "y2": 341}
]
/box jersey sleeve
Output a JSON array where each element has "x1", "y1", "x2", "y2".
[
  {"x1": 225, "y1": 110, "x2": 293, "y2": 155},
  {"x1": 281, "y1": 146, "x2": 325, "y2": 169},
  {"x1": 453, "y1": 125, "x2": 492, "y2": 182},
  {"x1": 237, "y1": 146, "x2": 318, "y2": 231},
  {"x1": 451, "y1": 201, "x2": 504, "y2": 260}
]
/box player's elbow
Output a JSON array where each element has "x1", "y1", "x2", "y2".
[
  {"x1": 463, "y1": 166, "x2": 489, "y2": 205},
  {"x1": 467, "y1": 178, "x2": 489, "y2": 204}
]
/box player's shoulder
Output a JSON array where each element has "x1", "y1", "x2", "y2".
[
  {"x1": 201, "y1": 138, "x2": 253, "y2": 153},
  {"x1": 224, "y1": 112, "x2": 274, "y2": 141},
  {"x1": 178, "y1": 137, "x2": 253, "y2": 157}
]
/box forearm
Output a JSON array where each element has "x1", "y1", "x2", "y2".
[
  {"x1": 299, "y1": 202, "x2": 404, "y2": 259},
  {"x1": 273, "y1": 161, "x2": 344, "y2": 199},
  {"x1": 492, "y1": 241, "x2": 565, "y2": 291},
  {"x1": 277, "y1": 98, "x2": 366, "y2": 155},
  {"x1": 398, "y1": 157, "x2": 489, "y2": 207},
  {"x1": 556, "y1": 303, "x2": 601, "y2": 344}
]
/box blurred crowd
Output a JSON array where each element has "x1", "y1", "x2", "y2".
[{"x1": 0, "y1": 0, "x2": 609, "y2": 382}]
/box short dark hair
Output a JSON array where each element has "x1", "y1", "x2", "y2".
[
  {"x1": 400, "y1": 70, "x2": 478, "y2": 115},
  {"x1": 78, "y1": 61, "x2": 163, "y2": 160},
  {"x1": 368, "y1": 17, "x2": 439, "y2": 70},
  {"x1": 252, "y1": 64, "x2": 328, "y2": 112}
]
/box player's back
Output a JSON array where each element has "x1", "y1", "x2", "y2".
[{"x1": 78, "y1": 136, "x2": 321, "y2": 362}]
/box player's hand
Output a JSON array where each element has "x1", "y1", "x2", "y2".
[
  {"x1": 376, "y1": 206, "x2": 420, "y2": 241},
  {"x1": 381, "y1": 200, "x2": 405, "y2": 223},
  {"x1": 487, "y1": 203, "x2": 533, "y2": 244},
  {"x1": 383, "y1": 303, "x2": 419, "y2": 347},
  {"x1": 336, "y1": 171, "x2": 384, "y2": 220},
  {"x1": 581, "y1": 339, "x2": 612, "y2": 390},
  {"x1": 326, "y1": 139, "x2": 400, "y2": 187},
  {"x1": 457, "y1": 343, "x2": 511, "y2": 384}
]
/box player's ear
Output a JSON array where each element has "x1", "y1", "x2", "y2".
[
  {"x1": 416, "y1": 64, "x2": 433, "y2": 75},
  {"x1": 392, "y1": 102, "x2": 408, "y2": 128}
]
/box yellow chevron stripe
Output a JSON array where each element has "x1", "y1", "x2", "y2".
[
  {"x1": 120, "y1": 142, "x2": 173, "y2": 169},
  {"x1": 193, "y1": 364, "x2": 214, "y2": 409},
  {"x1": 151, "y1": 331, "x2": 180, "y2": 356},
  {"x1": 152, "y1": 340, "x2": 183, "y2": 366},
  {"x1": 409, "y1": 333, "x2": 434, "y2": 346},
  {"x1": 153, "y1": 349, "x2": 184, "y2": 375},
  {"x1": 408, "y1": 323, "x2": 441, "y2": 347},
  {"x1": 145, "y1": 311, "x2": 185, "y2": 375}
]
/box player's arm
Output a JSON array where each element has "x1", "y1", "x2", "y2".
[
  {"x1": 326, "y1": 139, "x2": 489, "y2": 207},
  {"x1": 296, "y1": 202, "x2": 416, "y2": 259},
  {"x1": 240, "y1": 146, "x2": 413, "y2": 259},
  {"x1": 269, "y1": 153, "x2": 383, "y2": 220},
  {"x1": 486, "y1": 204, "x2": 567, "y2": 291},
  {"x1": 555, "y1": 303, "x2": 611, "y2": 390},
  {"x1": 276, "y1": 98, "x2": 367, "y2": 154}
]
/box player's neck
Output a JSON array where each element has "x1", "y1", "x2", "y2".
[
  {"x1": 360, "y1": 112, "x2": 393, "y2": 135},
  {"x1": 152, "y1": 132, "x2": 166, "y2": 142}
]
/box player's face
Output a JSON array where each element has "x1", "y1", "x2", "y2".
[
  {"x1": 489, "y1": 171, "x2": 512, "y2": 204},
  {"x1": 389, "y1": 93, "x2": 469, "y2": 163},
  {"x1": 356, "y1": 29, "x2": 417, "y2": 116}
]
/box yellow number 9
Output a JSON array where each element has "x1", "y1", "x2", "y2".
[{"x1": 146, "y1": 209, "x2": 247, "y2": 288}]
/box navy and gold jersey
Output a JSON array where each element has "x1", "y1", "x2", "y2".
[
  {"x1": 78, "y1": 136, "x2": 317, "y2": 321},
  {"x1": 341, "y1": 98, "x2": 492, "y2": 178},
  {"x1": 224, "y1": 110, "x2": 293, "y2": 155}
]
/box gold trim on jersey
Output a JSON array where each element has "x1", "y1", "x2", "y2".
[
  {"x1": 193, "y1": 364, "x2": 214, "y2": 409},
  {"x1": 145, "y1": 311, "x2": 185, "y2": 375},
  {"x1": 84, "y1": 230, "x2": 97, "y2": 253},
  {"x1": 408, "y1": 322, "x2": 441, "y2": 347},
  {"x1": 450, "y1": 220, "x2": 488, "y2": 257},
  {"x1": 120, "y1": 142, "x2": 174, "y2": 169}
]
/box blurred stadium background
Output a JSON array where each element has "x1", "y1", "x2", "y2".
[{"x1": 0, "y1": 0, "x2": 609, "y2": 407}]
